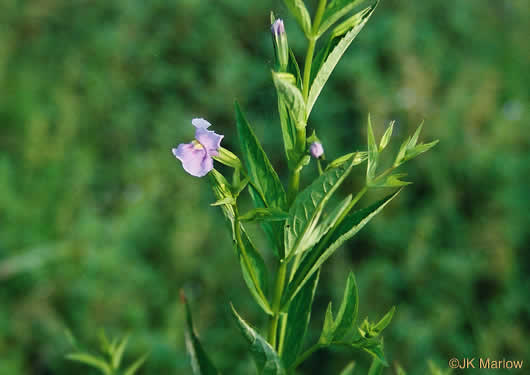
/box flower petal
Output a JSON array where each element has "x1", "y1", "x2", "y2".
[
  {"x1": 172, "y1": 143, "x2": 213, "y2": 177},
  {"x1": 195, "y1": 128, "x2": 223, "y2": 157},
  {"x1": 191, "y1": 118, "x2": 212, "y2": 129}
]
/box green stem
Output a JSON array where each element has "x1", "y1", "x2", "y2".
[
  {"x1": 313, "y1": 0, "x2": 327, "y2": 34},
  {"x1": 302, "y1": 37, "x2": 316, "y2": 101},
  {"x1": 302, "y1": 0, "x2": 327, "y2": 101},
  {"x1": 287, "y1": 168, "x2": 301, "y2": 205},
  {"x1": 287, "y1": 128, "x2": 307, "y2": 205},
  {"x1": 268, "y1": 260, "x2": 287, "y2": 348}
]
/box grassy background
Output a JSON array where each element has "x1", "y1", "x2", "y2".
[{"x1": 0, "y1": 0, "x2": 528, "y2": 374}]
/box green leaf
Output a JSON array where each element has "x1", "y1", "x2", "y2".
[
  {"x1": 278, "y1": 99, "x2": 295, "y2": 165},
  {"x1": 320, "y1": 302, "x2": 336, "y2": 344},
  {"x1": 394, "y1": 136, "x2": 411, "y2": 167},
  {"x1": 364, "y1": 342, "x2": 388, "y2": 367},
  {"x1": 393, "y1": 121, "x2": 438, "y2": 166},
  {"x1": 318, "y1": 0, "x2": 367, "y2": 36},
  {"x1": 371, "y1": 173, "x2": 411, "y2": 188},
  {"x1": 238, "y1": 225, "x2": 273, "y2": 315},
  {"x1": 282, "y1": 0, "x2": 312, "y2": 37},
  {"x1": 372, "y1": 306, "x2": 396, "y2": 334},
  {"x1": 404, "y1": 140, "x2": 439, "y2": 162},
  {"x1": 210, "y1": 169, "x2": 237, "y2": 238},
  {"x1": 281, "y1": 271, "x2": 320, "y2": 369},
  {"x1": 339, "y1": 362, "x2": 356, "y2": 375},
  {"x1": 235, "y1": 102, "x2": 286, "y2": 210},
  {"x1": 272, "y1": 72, "x2": 306, "y2": 130},
  {"x1": 288, "y1": 49, "x2": 303, "y2": 89},
  {"x1": 366, "y1": 114, "x2": 378, "y2": 183},
  {"x1": 318, "y1": 272, "x2": 359, "y2": 344},
  {"x1": 111, "y1": 334, "x2": 129, "y2": 369},
  {"x1": 282, "y1": 189, "x2": 401, "y2": 309},
  {"x1": 331, "y1": 272, "x2": 359, "y2": 340},
  {"x1": 379, "y1": 121, "x2": 394, "y2": 151},
  {"x1": 123, "y1": 353, "x2": 149, "y2": 375},
  {"x1": 235, "y1": 102, "x2": 287, "y2": 256},
  {"x1": 209, "y1": 170, "x2": 272, "y2": 315},
  {"x1": 183, "y1": 295, "x2": 220, "y2": 375},
  {"x1": 326, "y1": 151, "x2": 368, "y2": 170},
  {"x1": 210, "y1": 196, "x2": 236, "y2": 207},
  {"x1": 240, "y1": 207, "x2": 290, "y2": 222},
  {"x1": 312, "y1": 194, "x2": 353, "y2": 245},
  {"x1": 307, "y1": 3, "x2": 378, "y2": 118},
  {"x1": 408, "y1": 121, "x2": 423, "y2": 149},
  {"x1": 248, "y1": 184, "x2": 285, "y2": 258},
  {"x1": 230, "y1": 304, "x2": 287, "y2": 375},
  {"x1": 66, "y1": 353, "x2": 112, "y2": 375},
  {"x1": 284, "y1": 158, "x2": 355, "y2": 258}
]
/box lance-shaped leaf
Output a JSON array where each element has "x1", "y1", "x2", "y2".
[
  {"x1": 318, "y1": 0, "x2": 367, "y2": 36},
  {"x1": 239, "y1": 207, "x2": 290, "y2": 223},
  {"x1": 366, "y1": 114, "x2": 378, "y2": 183},
  {"x1": 273, "y1": 72, "x2": 306, "y2": 130},
  {"x1": 281, "y1": 190, "x2": 401, "y2": 309},
  {"x1": 210, "y1": 170, "x2": 272, "y2": 315},
  {"x1": 326, "y1": 151, "x2": 368, "y2": 170},
  {"x1": 278, "y1": 99, "x2": 295, "y2": 165},
  {"x1": 394, "y1": 122, "x2": 439, "y2": 167},
  {"x1": 235, "y1": 102, "x2": 286, "y2": 210},
  {"x1": 318, "y1": 272, "x2": 359, "y2": 345},
  {"x1": 282, "y1": 0, "x2": 312, "y2": 37},
  {"x1": 230, "y1": 304, "x2": 287, "y2": 375},
  {"x1": 379, "y1": 121, "x2": 395, "y2": 151},
  {"x1": 370, "y1": 173, "x2": 412, "y2": 188},
  {"x1": 307, "y1": 2, "x2": 378, "y2": 118},
  {"x1": 66, "y1": 353, "x2": 112, "y2": 375},
  {"x1": 123, "y1": 354, "x2": 149, "y2": 375},
  {"x1": 331, "y1": 272, "x2": 359, "y2": 340},
  {"x1": 359, "y1": 306, "x2": 396, "y2": 338},
  {"x1": 236, "y1": 102, "x2": 287, "y2": 257},
  {"x1": 238, "y1": 227, "x2": 273, "y2": 315},
  {"x1": 284, "y1": 158, "x2": 356, "y2": 258},
  {"x1": 182, "y1": 294, "x2": 220, "y2": 375},
  {"x1": 248, "y1": 184, "x2": 285, "y2": 258},
  {"x1": 281, "y1": 271, "x2": 320, "y2": 368}
]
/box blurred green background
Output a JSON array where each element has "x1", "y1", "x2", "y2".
[{"x1": 1, "y1": 0, "x2": 528, "y2": 374}]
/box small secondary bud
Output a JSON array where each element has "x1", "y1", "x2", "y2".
[{"x1": 310, "y1": 142, "x2": 324, "y2": 159}]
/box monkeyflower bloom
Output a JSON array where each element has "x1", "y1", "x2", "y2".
[
  {"x1": 172, "y1": 118, "x2": 223, "y2": 177},
  {"x1": 309, "y1": 142, "x2": 324, "y2": 159}
]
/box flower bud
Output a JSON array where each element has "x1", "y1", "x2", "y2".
[
  {"x1": 271, "y1": 18, "x2": 289, "y2": 71},
  {"x1": 309, "y1": 142, "x2": 324, "y2": 159}
]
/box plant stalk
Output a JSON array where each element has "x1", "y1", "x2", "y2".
[{"x1": 268, "y1": 260, "x2": 287, "y2": 349}]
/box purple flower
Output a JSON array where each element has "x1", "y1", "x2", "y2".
[
  {"x1": 310, "y1": 142, "x2": 324, "y2": 159},
  {"x1": 172, "y1": 118, "x2": 223, "y2": 177},
  {"x1": 271, "y1": 19, "x2": 285, "y2": 36},
  {"x1": 271, "y1": 18, "x2": 289, "y2": 70}
]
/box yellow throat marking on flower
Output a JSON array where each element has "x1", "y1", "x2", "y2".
[{"x1": 192, "y1": 140, "x2": 204, "y2": 150}]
